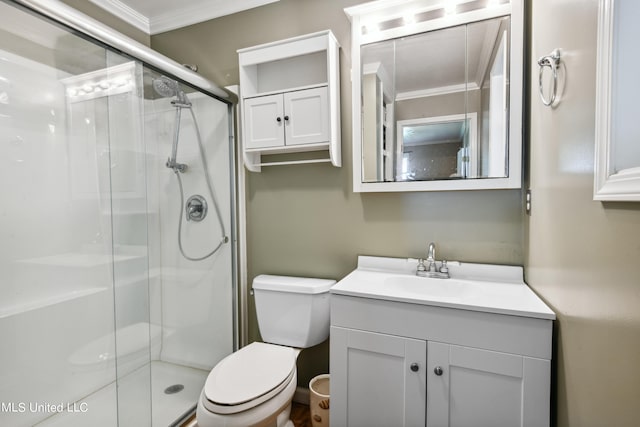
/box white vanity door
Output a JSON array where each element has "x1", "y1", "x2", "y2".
[
  {"x1": 331, "y1": 326, "x2": 427, "y2": 427},
  {"x1": 243, "y1": 93, "x2": 285, "y2": 149},
  {"x1": 283, "y1": 86, "x2": 329, "y2": 146},
  {"x1": 427, "y1": 342, "x2": 550, "y2": 427}
]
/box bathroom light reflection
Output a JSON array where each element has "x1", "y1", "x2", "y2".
[
  {"x1": 403, "y1": 14, "x2": 416, "y2": 25},
  {"x1": 359, "y1": 0, "x2": 510, "y2": 36},
  {"x1": 445, "y1": 2, "x2": 458, "y2": 15}
]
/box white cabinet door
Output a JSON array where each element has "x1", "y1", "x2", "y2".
[
  {"x1": 331, "y1": 327, "x2": 427, "y2": 427},
  {"x1": 427, "y1": 342, "x2": 550, "y2": 427},
  {"x1": 243, "y1": 94, "x2": 284, "y2": 149},
  {"x1": 284, "y1": 86, "x2": 329, "y2": 146}
]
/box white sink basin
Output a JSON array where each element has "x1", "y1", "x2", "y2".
[
  {"x1": 384, "y1": 275, "x2": 478, "y2": 300},
  {"x1": 331, "y1": 256, "x2": 555, "y2": 320}
]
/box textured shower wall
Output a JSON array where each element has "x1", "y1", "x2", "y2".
[{"x1": 145, "y1": 93, "x2": 235, "y2": 370}]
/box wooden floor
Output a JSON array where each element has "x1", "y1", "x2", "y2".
[
  {"x1": 291, "y1": 402, "x2": 312, "y2": 427},
  {"x1": 180, "y1": 402, "x2": 311, "y2": 427}
]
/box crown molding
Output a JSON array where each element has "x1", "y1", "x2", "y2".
[
  {"x1": 150, "y1": 0, "x2": 279, "y2": 34},
  {"x1": 90, "y1": 0, "x2": 279, "y2": 35},
  {"x1": 89, "y1": 0, "x2": 150, "y2": 33}
]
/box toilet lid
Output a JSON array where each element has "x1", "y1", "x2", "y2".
[{"x1": 204, "y1": 342, "x2": 296, "y2": 407}]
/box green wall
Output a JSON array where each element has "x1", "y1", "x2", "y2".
[{"x1": 526, "y1": 0, "x2": 640, "y2": 425}]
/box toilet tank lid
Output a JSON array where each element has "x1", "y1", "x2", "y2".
[{"x1": 253, "y1": 274, "x2": 335, "y2": 294}]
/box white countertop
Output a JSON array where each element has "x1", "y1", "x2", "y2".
[{"x1": 330, "y1": 256, "x2": 556, "y2": 320}]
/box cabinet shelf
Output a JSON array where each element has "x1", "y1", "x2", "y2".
[
  {"x1": 238, "y1": 30, "x2": 341, "y2": 172},
  {"x1": 243, "y1": 83, "x2": 328, "y2": 100},
  {"x1": 258, "y1": 158, "x2": 333, "y2": 167},
  {"x1": 244, "y1": 141, "x2": 330, "y2": 155}
]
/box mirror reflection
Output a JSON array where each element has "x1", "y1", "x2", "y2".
[{"x1": 361, "y1": 16, "x2": 511, "y2": 183}]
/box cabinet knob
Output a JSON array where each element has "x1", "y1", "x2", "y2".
[
  {"x1": 410, "y1": 363, "x2": 420, "y2": 372},
  {"x1": 284, "y1": 115, "x2": 290, "y2": 121},
  {"x1": 434, "y1": 366, "x2": 444, "y2": 376},
  {"x1": 276, "y1": 117, "x2": 282, "y2": 122}
]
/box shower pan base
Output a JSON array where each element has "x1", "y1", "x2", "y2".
[{"x1": 36, "y1": 361, "x2": 208, "y2": 427}]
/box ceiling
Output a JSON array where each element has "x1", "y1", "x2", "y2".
[{"x1": 89, "y1": 0, "x2": 280, "y2": 35}]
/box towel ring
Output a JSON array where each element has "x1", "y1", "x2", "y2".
[{"x1": 538, "y1": 49, "x2": 561, "y2": 106}]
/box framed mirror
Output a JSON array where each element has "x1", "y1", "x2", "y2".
[
  {"x1": 345, "y1": 0, "x2": 523, "y2": 192},
  {"x1": 594, "y1": 0, "x2": 640, "y2": 201}
]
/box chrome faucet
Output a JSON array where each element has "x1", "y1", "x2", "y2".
[
  {"x1": 416, "y1": 242, "x2": 450, "y2": 279},
  {"x1": 426, "y1": 242, "x2": 437, "y2": 272}
]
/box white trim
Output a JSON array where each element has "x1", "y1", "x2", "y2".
[
  {"x1": 89, "y1": 0, "x2": 149, "y2": 33},
  {"x1": 594, "y1": 0, "x2": 640, "y2": 201},
  {"x1": 13, "y1": 0, "x2": 229, "y2": 99},
  {"x1": 395, "y1": 82, "x2": 479, "y2": 101},
  {"x1": 150, "y1": 0, "x2": 280, "y2": 35},
  {"x1": 89, "y1": 0, "x2": 280, "y2": 35}
]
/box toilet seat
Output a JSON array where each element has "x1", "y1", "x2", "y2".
[{"x1": 202, "y1": 342, "x2": 297, "y2": 415}]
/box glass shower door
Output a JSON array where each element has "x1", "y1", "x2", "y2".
[
  {"x1": 62, "y1": 53, "x2": 154, "y2": 427},
  {"x1": 0, "y1": 2, "x2": 236, "y2": 426},
  {"x1": 0, "y1": 3, "x2": 153, "y2": 426}
]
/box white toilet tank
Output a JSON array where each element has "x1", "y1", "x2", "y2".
[{"x1": 253, "y1": 275, "x2": 335, "y2": 348}]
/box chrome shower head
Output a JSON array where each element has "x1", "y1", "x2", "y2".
[
  {"x1": 152, "y1": 76, "x2": 180, "y2": 98},
  {"x1": 152, "y1": 76, "x2": 191, "y2": 107}
]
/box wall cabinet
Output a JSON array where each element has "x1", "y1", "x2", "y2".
[
  {"x1": 330, "y1": 295, "x2": 552, "y2": 427},
  {"x1": 238, "y1": 30, "x2": 341, "y2": 171},
  {"x1": 243, "y1": 87, "x2": 329, "y2": 150}
]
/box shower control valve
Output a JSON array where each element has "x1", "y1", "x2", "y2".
[{"x1": 186, "y1": 195, "x2": 208, "y2": 222}]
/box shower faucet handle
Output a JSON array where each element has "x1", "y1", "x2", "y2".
[{"x1": 186, "y1": 195, "x2": 207, "y2": 222}]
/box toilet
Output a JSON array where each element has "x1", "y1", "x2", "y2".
[{"x1": 196, "y1": 274, "x2": 335, "y2": 427}]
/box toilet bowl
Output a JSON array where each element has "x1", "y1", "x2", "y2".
[{"x1": 196, "y1": 275, "x2": 335, "y2": 427}]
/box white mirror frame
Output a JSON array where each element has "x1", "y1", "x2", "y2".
[
  {"x1": 345, "y1": 0, "x2": 524, "y2": 192},
  {"x1": 594, "y1": 0, "x2": 640, "y2": 201}
]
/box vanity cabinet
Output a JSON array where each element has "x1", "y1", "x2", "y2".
[
  {"x1": 330, "y1": 295, "x2": 552, "y2": 427},
  {"x1": 330, "y1": 328, "x2": 426, "y2": 427},
  {"x1": 238, "y1": 30, "x2": 341, "y2": 171},
  {"x1": 427, "y1": 342, "x2": 549, "y2": 427}
]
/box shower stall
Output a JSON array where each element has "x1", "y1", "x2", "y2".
[{"x1": 0, "y1": 1, "x2": 237, "y2": 426}]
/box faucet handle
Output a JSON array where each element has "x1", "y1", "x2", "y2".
[
  {"x1": 439, "y1": 260, "x2": 449, "y2": 274},
  {"x1": 417, "y1": 259, "x2": 427, "y2": 272}
]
